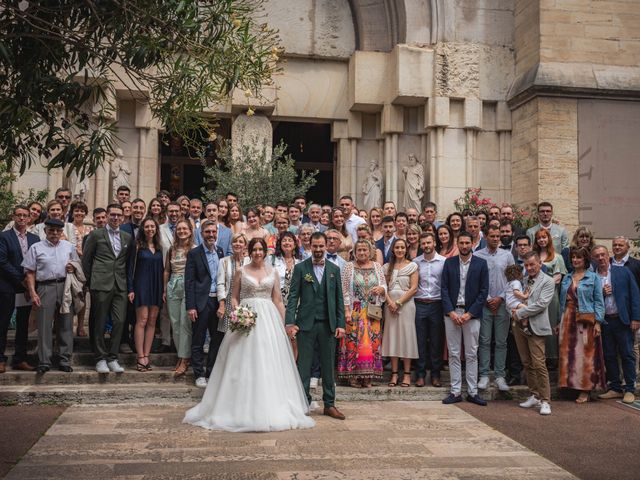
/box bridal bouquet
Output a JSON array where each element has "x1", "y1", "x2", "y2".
[{"x1": 229, "y1": 305, "x2": 257, "y2": 335}]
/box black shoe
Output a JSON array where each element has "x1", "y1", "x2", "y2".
[
  {"x1": 466, "y1": 394, "x2": 487, "y2": 406},
  {"x1": 507, "y1": 376, "x2": 522, "y2": 386},
  {"x1": 442, "y1": 393, "x2": 462, "y2": 404},
  {"x1": 59, "y1": 365, "x2": 73, "y2": 373},
  {"x1": 36, "y1": 365, "x2": 50, "y2": 375}
]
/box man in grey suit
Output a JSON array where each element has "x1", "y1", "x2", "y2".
[
  {"x1": 526, "y1": 202, "x2": 569, "y2": 254},
  {"x1": 511, "y1": 251, "x2": 556, "y2": 415},
  {"x1": 82, "y1": 203, "x2": 131, "y2": 373}
]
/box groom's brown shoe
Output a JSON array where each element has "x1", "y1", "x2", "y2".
[{"x1": 323, "y1": 406, "x2": 346, "y2": 420}]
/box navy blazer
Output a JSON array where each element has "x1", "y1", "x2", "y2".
[
  {"x1": 609, "y1": 265, "x2": 640, "y2": 325},
  {"x1": 612, "y1": 256, "x2": 640, "y2": 291},
  {"x1": 375, "y1": 237, "x2": 394, "y2": 264},
  {"x1": 441, "y1": 255, "x2": 489, "y2": 319},
  {"x1": 0, "y1": 229, "x2": 40, "y2": 294},
  {"x1": 185, "y1": 244, "x2": 224, "y2": 312},
  {"x1": 120, "y1": 222, "x2": 140, "y2": 245}
]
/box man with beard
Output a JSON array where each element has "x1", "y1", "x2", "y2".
[{"x1": 441, "y1": 232, "x2": 489, "y2": 406}]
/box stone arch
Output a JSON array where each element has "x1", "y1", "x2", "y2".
[{"x1": 348, "y1": 0, "x2": 436, "y2": 52}]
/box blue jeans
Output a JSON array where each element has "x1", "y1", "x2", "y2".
[
  {"x1": 414, "y1": 301, "x2": 444, "y2": 379},
  {"x1": 479, "y1": 303, "x2": 509, "y2": 378},
  {"x1": 602, "y1": 314, "x2": 636, "y2": 393}
]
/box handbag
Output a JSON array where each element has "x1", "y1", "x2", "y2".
[
  {"x1": 576, "y1": 310, "x2": 596, "y2": 327},
  {"x1": 367, "y1": 295, "x2": 383, "y2": 321}
]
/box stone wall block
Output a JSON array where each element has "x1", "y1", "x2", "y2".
[
  {"x1": 381, "y1": 104, "x2": 404, "y2": 134},
  {"x1": 348, "y1": 51, "x2": 389, "y2": 112},
  {"x1": 426, "y1": 97, "x2": 450, "y2": 128},
  {"x1": 390, "y1": 44, "x2": 434, "y2": 106},
  {"x1": 463, "y1": 98, "x2": 482, "y2": 130}
]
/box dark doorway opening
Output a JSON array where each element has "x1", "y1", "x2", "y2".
[
  {"x1": 159, "y1": 119, "x2": 231, "y2": 200},
  {"x1": 273, "y1": 122, "x2": 334, "y2": 206}
]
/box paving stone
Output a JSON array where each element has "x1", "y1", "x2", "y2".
[{"x1": 7, "y1": 402, "x2": 577, "y2": 479}]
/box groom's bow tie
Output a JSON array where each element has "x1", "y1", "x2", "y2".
[{"x1": 313, "y1": 260, "x2": 325, "y2": 266}]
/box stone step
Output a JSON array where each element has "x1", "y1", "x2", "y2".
[
  {"x1": 0, "y1": 381, "x2": 529, "y2": 405},
  {"x1": 0, "y1": 367, "x2": 193, "y2": 385}
]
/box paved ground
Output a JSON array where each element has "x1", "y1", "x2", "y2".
[
  {"x1": 0, "y1": 405, "x2": 66, "y2": 478},
  {"x1": 458, "y1": 399, "x2": 640, "y2": 480},
  {"x1": 5, "y1": 401, "x2": 575, "y2": 480}
]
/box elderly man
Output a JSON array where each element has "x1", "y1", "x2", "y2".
[
  {"x1": 593, "y1": 245, "x2": 640, "y2": 404},
  {"x1": 22, "y1": 218, "x2": 79, "y2": 374},
  {"x1": 422, "y1": 202, "x2": 442, "y2": 228},
  {"x1": 512, "y1": 251, "x2": 555, "y2": 415}
]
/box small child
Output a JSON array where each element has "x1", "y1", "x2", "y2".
[{"x1": 505, "y1": 264, "x2": 531, "y2": 335}]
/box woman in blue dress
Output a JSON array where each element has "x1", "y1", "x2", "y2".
[{"x1": 128, "y1": 217, "x2": 164, "y2": 371}]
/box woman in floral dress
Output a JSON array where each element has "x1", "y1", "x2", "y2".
[{"x1": 338, "y1": 239, "x2": 387, "y2": 388}]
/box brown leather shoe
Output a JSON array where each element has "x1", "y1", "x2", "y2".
[
  {"x1": 0, "y1": 362, "x2": 5, "y2": 373},
  {"x1": 431, "y1": 377, "x2": 442, "y2": 388},
  {"x1": 323, "y1": 406, "x2": 346, "y2": 420},
  {"x1": 12, "y1": 361, "x2": 35, "y2": 371},
  {"x1": 415, "y1": 377, "x2": 425, "y2": 387}
]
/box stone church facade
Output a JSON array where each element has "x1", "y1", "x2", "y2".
[{"x1": 12, "y1": 0, "x2": 640, "y2": 236}]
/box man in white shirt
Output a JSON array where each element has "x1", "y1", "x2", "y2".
[
  {"x1": 340, "y1": 195, "x2": 365, "y2": 243},
  {"x1": 23, "y1": 219, "x2": 78, "y2": 374},
  {"x1": 413, "y1": 233, "x2": 446, "y2": 387}
]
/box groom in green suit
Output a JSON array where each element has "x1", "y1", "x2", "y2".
[{"x1": 285, "y1": 232, "x2": 346, "y2": 420}]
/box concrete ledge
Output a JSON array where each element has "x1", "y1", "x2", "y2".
[{"x1": 508, "y1": 61, "x2": 640, "y2": 108}]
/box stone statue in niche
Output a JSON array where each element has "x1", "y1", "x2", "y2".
[
  {"x1": 362, "y1": 160, "x2": 383, "y2": 212},
  {"x1": 402, "y1": 153, "x2": 424, "y2": 211},
  {"x1": 110, "y1": 148, "x2": 131, "y2": 201},
  {"x1": 68, "y1": 170, "x2": 89, "y2": 202}
]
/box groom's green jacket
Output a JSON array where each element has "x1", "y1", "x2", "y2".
[{"x1": 284, "y1": 258, "x2": 345, "y2": 332}]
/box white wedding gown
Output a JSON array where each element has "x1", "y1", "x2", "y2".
[{"x1": 183, "y1": 268, "x2": 315, "y2": 432}]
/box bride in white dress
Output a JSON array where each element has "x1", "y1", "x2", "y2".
[{"x1": 183, "y1": 237, "x2": 315, "y2": 432}]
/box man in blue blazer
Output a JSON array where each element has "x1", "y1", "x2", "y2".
[
  {"x1": 185, "y1": 220, "x2": 224, "y2": 387},
  {"x1": 441, "y1": 231, "x2": 489, "y2": 406},
  {"x1": 0, "y1": 206, "x2": 40, "y2": 372},
  {"x1": 374, "y1": 216, "x2": 396, "y2": 265},
  {"x1": 593, "y1": 245, "x2": 640, "y2": 404}
]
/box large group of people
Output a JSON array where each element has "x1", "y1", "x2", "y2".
[{"x1": 1, "y1": 185, "x2": 639, "y2": 419}]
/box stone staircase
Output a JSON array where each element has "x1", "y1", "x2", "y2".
[{"x1": 0, "y1": 333, "x2": 531, "y2": 405}]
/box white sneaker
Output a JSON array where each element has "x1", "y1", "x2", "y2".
[
  {"x1": 107, "y1": 360, "x2": 124, "y2": 373},
  {"x1": 519, "y1": 395, "x2": 541, "y2": 409},
  {"x1": 495, "y1": 377, "x2": 510, "y2": 392},
  {"x1": 95, "y1": 360, "x2": 109, "y2": 374},
  {"x1": 310, "y1": 377, "x2": 319, "y2": 390},
  {"x1": 308, "y1": 401, "x2": 321, "y2": 412},
  {"x1": 477, "y1": 376, "x2": 490, "y2": 390},
  {"x1": 195, "y1": 377, "x2": 208, "y2": 388},
  {"x1": 539, "y1": 402, "x2": 551, "y2": 415}
]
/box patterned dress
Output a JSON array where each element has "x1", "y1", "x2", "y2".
[
  {"x1": 558, "y1": 284, "x2": 606, "y2": 391},
  {"x1": 337, "y1": 262, "x2": 386, "y2": 380}
]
